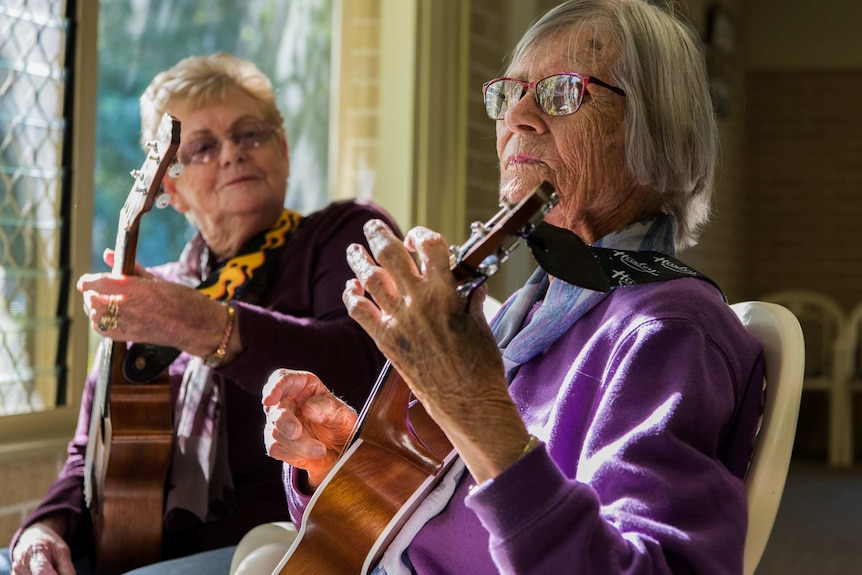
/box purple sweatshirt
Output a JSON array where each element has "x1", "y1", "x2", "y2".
[
  {"x1": 288, "y1": 277, "x2": 764, "y2": 574},
  {"x1": 13, "y1": 199, "x2": 396, "y2": 560}
]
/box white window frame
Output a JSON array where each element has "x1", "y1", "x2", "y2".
[{"x1": 0, "y1": 2, "x2": 95, "y2": 460}]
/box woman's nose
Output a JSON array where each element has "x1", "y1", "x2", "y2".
[
  {"x1": 503, "y1": 90, "x2": 549, "y2": 134},
  {"x1": 218, "y1": 137, "x2": 248, "y2": 165}
]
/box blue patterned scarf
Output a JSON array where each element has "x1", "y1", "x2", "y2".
[{"x1": 491, "y1": 214, "x2": 677, "y2": 380}]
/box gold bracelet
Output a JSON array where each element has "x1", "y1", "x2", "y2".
[
  {"x1": 203, "y1": 304, "x2": 235, "y2": 368},
  {"x1": 522, "y1": 434, "x2": 541, "y2": 456},
  {"x1": 468, "y1": 434, "x2": 542, "y2": 496}
]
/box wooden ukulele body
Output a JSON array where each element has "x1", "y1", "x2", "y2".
[
  {"x1": 84, "y1": 113, "x2": 180, "y2": 574},
  {"x1": 88, "y1": 342, "x2": 173, "y2": 574},
  {"x1": 277, "y1": 370, "x2": 456, "y2": 574}
]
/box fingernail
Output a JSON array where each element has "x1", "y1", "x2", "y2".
[
  {"x1": 346, "y1": 244, "x2": 364, "y2": 266},
  {"x1": 282, "y1": 421, "x2": 298, "y2": 439},
  {"x1": 363, "y1": 219, "x2": 385, "y2": 234}
]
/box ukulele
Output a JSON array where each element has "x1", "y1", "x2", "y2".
[
  {"x1": 83, "y1": 113, "x2": 181, "y2": 575},
  {"x1": 274, "y1": 182, "x2": 559, "y2": 574}
]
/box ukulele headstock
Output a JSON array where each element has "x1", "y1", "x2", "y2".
[
  {"x1": 111, "y1": 113, "x2": 180, "y2": 276},
  {"x1": 120, "y1": 113, "x2": 181, "y2": 232},
  {"x1": 450, "y1": 181, "x2": 558, "y2": 297}
]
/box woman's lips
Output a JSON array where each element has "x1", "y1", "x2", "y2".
[
  {"x1": 224, "y1": 174, "x2": 259, "y2": 186},
  {"x1": 507, "y1": 154, "x2": 544, "y2": 167}
]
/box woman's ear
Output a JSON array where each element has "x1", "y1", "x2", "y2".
[
  {"x1": 162, "y1": 176, "x2": 187, "y2": 213},
  {"x1": 279, "y1": 132, "x2": 289, "y2": 155},
  {"x1": 279, "y1": 133, "x2": 290, "y2": 176}
]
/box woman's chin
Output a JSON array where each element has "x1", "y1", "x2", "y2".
[{"x1": 499, "y1": 177, "x2": 548, "y2": 206}]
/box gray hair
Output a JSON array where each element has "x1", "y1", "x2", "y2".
[
  {"x1": 139, "y1": 52, "x2": 284, "y2": 149},
  {"x1": 509, "y1": 0, "x2": 717, "y2": 249}
]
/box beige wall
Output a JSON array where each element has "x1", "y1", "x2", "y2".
[
  {"x1": 331, "y1": 0, "x2": 381, "y2": 203},
  {"x1": 0, "y1": 451, "x2": 66, "y2": 546},
  {"x1": 748, "y1": 0, "x2": 862, "y2": 70}
]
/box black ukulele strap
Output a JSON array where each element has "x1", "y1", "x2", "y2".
[{"x1": 526, "y1": 222, "x2": 725, "y2": 299}]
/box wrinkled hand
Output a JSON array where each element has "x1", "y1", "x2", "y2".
[
  {"x1": 77, "y1": 249, "x2": 225, "y2": 356},
  {"x1": 11, "y1": 523, "x2": 75, "y2": 575},
  {"x1": 263, "y1": 369, "x2": 358, "y2": 488},
  {"x1": 342, "y1": 220, "x2": 505, "y2": 419},
  {"x1": 342, "y1": 220, "x2": 530, "y2": 484}
]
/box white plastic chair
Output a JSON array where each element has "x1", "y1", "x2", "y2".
[
  {"x1": 483, "y1": 294, "x2": 503, "y2": 321},
  {"x1": 762, "y1": 290, "x2": 850, "y2": 467},
  {"x1": 230, "y1": 521, "x2": 297, "y2": 575},
  {"x1": 731, "y1": 301, "x2": 805, "y2": 575},
  {"x1": 837, "y1": 300, "x2": 862, "y2": 465}
]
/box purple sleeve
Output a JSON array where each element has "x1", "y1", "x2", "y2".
[
  {"x1": 284, "y1": 465, "x2": 313, "y2": 525},
  {"x1": 10, "y1": 347, "x2": 102, "y2": 553},
  {"x1": 466, "y1": 318, "x2": 757, "y2": 574}
]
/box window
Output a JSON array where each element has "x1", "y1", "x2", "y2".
[
  {"x1": 0, "y1": 0, "x2": 335, "y2": 422},
  {"x1": 0, "y1": 0, "x2": 75, "y2": 416}
]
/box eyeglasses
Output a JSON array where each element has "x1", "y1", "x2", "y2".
[
  {"x1": 482, "y1": 72, "x2": 626, "y2": 120},
  {"x1": 176, "y1": 119, "x2": 279, "y2": 166}
]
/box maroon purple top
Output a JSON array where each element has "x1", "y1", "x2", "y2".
[{"x1": 12, "y1": 199, "x2": 396, "y2": 561}]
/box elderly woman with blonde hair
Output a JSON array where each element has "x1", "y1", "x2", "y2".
[{"x1": 3, "y1": 53, "x2": 396, "y2": 575}]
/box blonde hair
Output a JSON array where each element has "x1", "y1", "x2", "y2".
[
  {"x1": 139, "y1": 52, "x2": 284, "y2": 148},
  {"x1": 510, "y1": 0, "x2": 717, "y2": 250}
]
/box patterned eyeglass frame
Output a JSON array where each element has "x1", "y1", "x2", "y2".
[
  {"x1": 177, "y1": 120, "x2": 280, "y2": 166},
  {"x1": 482, "y1": 72, "x2": 626, "y2": 120}
]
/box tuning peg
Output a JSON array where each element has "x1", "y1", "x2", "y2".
[
  {"x1": 155, "y1": 192, "x2": 171, "y2": 209},
  {"x1": 477, "y1": 254, "x2": 501, "y2": 277},
  {"x1": 168, "y1": 162, "x2": 184, "y2": 179},
  {"x1": 470, "y1": 221, "x2": 490, "y2": 234}
]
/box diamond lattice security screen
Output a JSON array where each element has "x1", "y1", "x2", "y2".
[{"x1": 0, "y1": 0, "x2": 73, "y2": 415}]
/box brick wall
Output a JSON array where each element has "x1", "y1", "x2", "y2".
[
  {"x1": 464, "y1": 0, "x2": 528, "y2": 298},
  {"x1": 0, "y1": 449, "x2": 65, "y2": 546},
  {"x1": 468, "y1": 0, "x2": 754, "y2": 302},
  {"x1": 332, "y1": 0, "x2": 381, "y2": 201},
  {"x1": 745, "y1": 69, "x2": 862, "y2": 460},
  {"x1": 746, "y1": 69, "x2": 862, "y2": 310},
  {"x1": 676, "y1": 0, "x2": 751, "y2": 304}
]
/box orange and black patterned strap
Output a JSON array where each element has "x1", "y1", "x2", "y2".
[{"x1": 197, "y1": 209, "x2": 302, "y2": 302}]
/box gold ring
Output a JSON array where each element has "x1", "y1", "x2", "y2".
[
  {"x1": 107, "y1": 295, "x2": 119, "y2": 316},
  {"x1": 97, "y1": 313, "x2": 117, "y2": 332},
  {"x1": 98, "y1": 295, "x2": 120, "y2": 332}
]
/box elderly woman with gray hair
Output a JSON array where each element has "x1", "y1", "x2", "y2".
[
  {"x1": 2, "y1": 53, "x2": 396, "y2": 575},
  {"x1": 262, "y1": 0, "x2": 764, "y2": 574}
]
